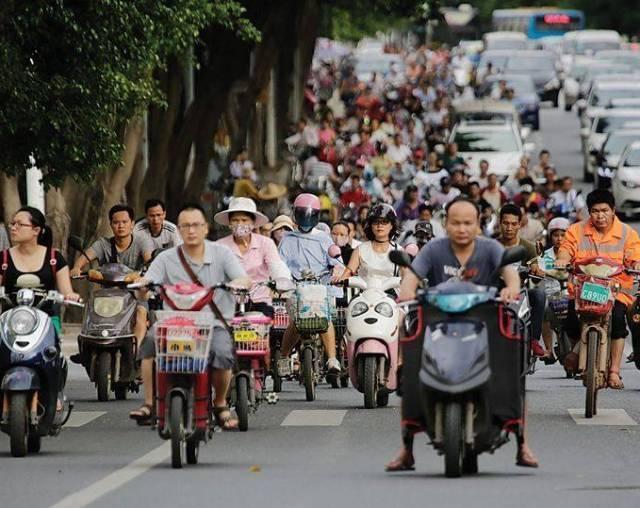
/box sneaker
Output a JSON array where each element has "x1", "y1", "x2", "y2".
[
  {"x1": 530, "y1": 341, "x2": 546, "y2": 358},
  {"x1": 326, "y1": 357, "x2": 341, "y2": 373}
]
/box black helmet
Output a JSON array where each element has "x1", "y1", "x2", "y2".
[{"x1": 364, "y1": 203, "x2": 400, "y2": 241}]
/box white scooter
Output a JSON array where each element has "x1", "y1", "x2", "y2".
[{"x1": 342, "y1": 276, "x2": 401, "y2": 408}]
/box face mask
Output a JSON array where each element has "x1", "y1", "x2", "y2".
[
  {"x1": 231, "y1": 224, "x2": 252, "y2": 239},
  {"x1": 333, "y1": 236, "x2": 349, "y2": 247}
]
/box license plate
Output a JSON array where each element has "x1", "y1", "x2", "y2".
[
  {"x1": 166, "y1": 337, "x2": 196, "y2": 354},
  {"x1": 580, "y1": 282, "x2": 610, "y2": 304},
  {"x1": 234, "y1": 330, "x2": 258, "y2": 342}
]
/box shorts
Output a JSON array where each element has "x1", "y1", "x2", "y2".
[{"x1": 138, "y1": 326, "x2": 235, "y2": 370}]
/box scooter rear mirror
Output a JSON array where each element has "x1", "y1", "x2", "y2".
[
  {"x1": 328, "y1": 245, "x2": 342, "y2": 259},
  {"x1": 68, "y1": 235, "x2": 85, "y2": 252},
  {"x1": 389, "y1": 249, "x2": 412, "y2": 268},
  {"x1": 500, "y1": 246, "x2": 527, "y2": 267}
]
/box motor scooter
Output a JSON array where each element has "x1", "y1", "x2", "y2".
[
  {"x1": 390, "y1": 247, "x2": 530, "y2": 478},
  {"x1": 0, "y1": 285, "x2": 81, "y2": 456},
  {"x1": 341, "y1": 276, "x2": 400, "y2": 408},
  {"x1": 69, "y1": 236, "x2": 142, "y2": 401}
]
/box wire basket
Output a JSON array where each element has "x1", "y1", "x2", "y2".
[
  {"x1": 272, "y1": 298, "x2": 290, "y2": 330},
  {"x1": 294, "y1": 283, "x2": 330, "y2": 333},
  {"x1": 153, "y1": 311, "x2": 214, "y2": 374},
  {"x1": 232, "y1": 313, "x2": 271, "y2": 354}
]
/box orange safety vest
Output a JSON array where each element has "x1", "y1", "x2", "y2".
[{"x1": 560, "y1": 217, "x2": 640, "y2": 306}]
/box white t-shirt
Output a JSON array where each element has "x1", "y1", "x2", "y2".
[
  {"x1": 357, "y1": 241, "x2": 398, "y2": 288},
  {"x1": 134, "y1": 219, "x2": 182, "y2": 251},
  {"x1": 386, "y1": 143, "x2": 412, "y2": 165}
]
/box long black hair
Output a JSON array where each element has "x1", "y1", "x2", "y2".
[{"x1": 16, "y1": 206, "x2": 53, "y2": 248}]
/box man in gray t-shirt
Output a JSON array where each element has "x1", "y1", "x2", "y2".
[{"x1": 133, "y1": 198, "x2": 182, "y2": 251}]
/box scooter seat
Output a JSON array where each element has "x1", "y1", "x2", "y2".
[{"x1": 364, "y1": 317, "x2": 378, "y2": 325}]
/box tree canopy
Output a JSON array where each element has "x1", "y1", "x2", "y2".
[{"x1": 0, "y1": 0, "x2": 257, "y2": 187}]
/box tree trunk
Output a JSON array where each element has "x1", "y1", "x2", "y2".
[
  {"x1": 0, "y1": 174, "x2": 21, "y2": 224},
  {"x1": 45, "y1": 188, "x2": 70, "y2": 254},
  {"x1": 96, "y1": 116, "x2": 144, "y2": 237}
]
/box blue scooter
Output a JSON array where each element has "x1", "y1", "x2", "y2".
[{"x1": 0, "y1": 286, "x2": 81, "y2": 456}]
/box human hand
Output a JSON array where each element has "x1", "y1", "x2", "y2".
[
  {"x1": 64, "y1": 292, "x2": 81, "y2": 302},
  {"x1": 499, "y1": 286, "x2": 520, "y2": 304},
  {"x1": 69, "y1": 267, "x2": 82, "y2": 278}
]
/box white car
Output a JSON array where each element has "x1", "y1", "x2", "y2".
[
  {"x1": 450, "y1": 122, "x2": 534, "y2": 180},
  {"x1": 579, "y1": 81, "x2": 640, "y2": 127},
  {"x1": 581, "y1": 109, "x2": 640, "y2": 181},
  {"x1": 483, "y1": 32, "x2": 527, "y2": 51},
  {"x1": 612, "y1": 141, "x2": 640, "y2": 217}
]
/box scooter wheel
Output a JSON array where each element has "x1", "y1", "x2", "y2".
[
  {"x1": 27, "y1": 432, "x2": 41, "y2": 454},
  {"x1": 169, "y1": 395, "x2": 184, "y2": 469},
  {"x1": 444, "y1": 402, "x2": 464, "y2": 478},
  {"x1": 9, "y1": 392, "x2": 28, "y2": 457},
  {"x1": 236, "y1": 376, "x2": 250, "y2": 432},
  {"x1": 96, "y1": 352, "x2": 111, "y2": 402}
]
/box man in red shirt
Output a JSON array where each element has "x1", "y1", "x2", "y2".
[{"x1": 341, "y1": 173, "x2": 370, "y2": 209}]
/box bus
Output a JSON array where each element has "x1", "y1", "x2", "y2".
[{"x1": 492, "y1": 8, "x2": 585, "y2": 40}]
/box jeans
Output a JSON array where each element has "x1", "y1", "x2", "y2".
[{"x1": 528, "y1": 287, "x2": 545, "y2": 342}]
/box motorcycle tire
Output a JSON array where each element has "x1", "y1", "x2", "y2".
[
  {"x1": 9, "y1": 392, "x2": 28, "y2": 457},
  {"x1": 114, "y1": 385, "x2": 127, "y2": 401},
  {"x1": 186, "y1": 435, "x2": 199, "y2": 465},
  {"x1": 27, "y1": 432, "x2": 42, "y2": 454},
  {"x1": 96, "y1": 352, "x2": 111, "y2": 402},
  {"x1": 462, "y1": 450, "x2": 478, "y2": 475},
  {"x1": 236, "y1": 376, "x2": 250, "y2": 432},
  {"x1": 303, "y1": 347, "x2": 316, "y2": 402},
  {"x1": 169, "y1": 395, "x2": 185, "y2": 469},
  {"x1": 585, "y1": 330, "x2": 599, "y2": 419},
  {"x1": 444, "y1": 402, "x2": 464, "y2": 478},
  {"x1": 363, "y1": 356, "x2": 378, "y2": 409},
  {"x1": 272, "y1": 350, "x2": 282, "y2": 393}
]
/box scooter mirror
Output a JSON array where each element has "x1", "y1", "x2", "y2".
[
  {"x1": 328, "y1": 245, "x2": 342, "y2": 259},
  {"x1": 68, "y1": 235, "x2": 85, "y2": 252},
  {"x1": 389, "y1": 249, "x2": 412, "y2": 268},
  {"x1": 500, "y1": 246, "x2": 527, "y2": 267}
]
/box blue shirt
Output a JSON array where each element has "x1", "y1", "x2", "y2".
[{"x1": 279, "y1": 230, "x2": 341, "y2": 296}]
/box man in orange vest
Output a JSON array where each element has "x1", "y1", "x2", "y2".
[{"x1": 556, "y1": 189, "x2": 640, "y2": 389}]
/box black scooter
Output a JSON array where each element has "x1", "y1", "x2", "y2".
[
  {"x1": 0, "y1": 286, "x2": 81, "y2": 456},
  {"x1": 69, "y1": 236, "x2": 141, "y2": 401},
  {"x1": 391, "y1": 247, "x2": 530, "y2": 478}
]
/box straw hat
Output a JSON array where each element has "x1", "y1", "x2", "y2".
[
  {"x1": 271, "y1": 215, "x2": 295, "y2": 232},
  {"x1": 257, "y1": 182, "x2": 288, "y2": 201},
  {"x1": 213, "y1": 197, "x2": 269, "y2": 227}
]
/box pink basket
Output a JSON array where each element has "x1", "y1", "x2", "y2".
[{"x1": 231, "y1": 313, "x2": 272, "y2": 354}]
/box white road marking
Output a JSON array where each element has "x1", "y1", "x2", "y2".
[
  {"x1": 49, "y1": 442, "x2": 170, "y2": 508},
  {"x1": 64, "y1": 411, "x2": 107, "y2": 428},
  {"x1": 568, "y1": 409, "x2": 638, "y2": 426},
  {"x1": 281, "y1": 410, "x2": 347, "y2": 426}
]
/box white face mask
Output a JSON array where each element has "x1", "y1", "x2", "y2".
[
  {"x1": 231, "y1": 224, "x2": 252, "y2": 239},
  {"x1": 332, "y1": 235, "x2": 349, "y2": 247}
]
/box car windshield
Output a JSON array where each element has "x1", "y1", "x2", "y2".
[
  {"x1": 591, "y1": 88, "x2": 640, "y2": 107},
  {"x1": 506, "y1": 55, "x2": 555, "y2": 72},
  {"x1": 624, "y1": 149, "x2": 640, "y2": 166},
  {"x1": 479, "y1": 55, "x2": 509, "y2": 72},
  {"x1": 606, "y1": 55, "x2": 640, "y2": 69},
  {"x1": 454, "y1": 129, "x2": 519, "y2": 152},
  {"x1": 604, "y1": 133, "x2": 640, "y2": 155},
  {"x1": 487, "y1": 40, "x2": 527, "y2": 51},
  {"x1": 576, "y1": 41, "x2": 620, "y2": 54},
  {"x1": 492, "y1": 77, "x2": 535, "y2": 97},
  {"x1": 596, "y1": 116, "x2": 640, "y2": 134}
]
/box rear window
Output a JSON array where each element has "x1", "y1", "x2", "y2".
[{"x1": 624, "y1": 149, "x2": 640, "y2": 166}]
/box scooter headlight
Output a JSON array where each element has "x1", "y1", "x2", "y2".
[
  {"x1": 374, "y1": 302, "x2": 393, "y2": 318},
  {"x1": 351, "y1": 302, "x2": 369, "y2": 317},
  {"x1": 94, "y1": 296, "x2": 125, "y2": 318},
  {"x1": 9, "y1": 309, "x2": 38, "y2": 335}
]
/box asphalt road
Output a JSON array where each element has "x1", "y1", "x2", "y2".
[{"x1": 2, "y1": 108, "x2": 640, "y2": 508}]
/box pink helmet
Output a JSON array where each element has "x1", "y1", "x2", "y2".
[{"x1": 293, "y1": 193, "x2": 320, "y2": 210}]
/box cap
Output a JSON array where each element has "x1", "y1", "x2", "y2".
[
  {"x1": 520, "y1": 184, "x2": 533, "y2": 194},
  {"x1": 548, "y1": 217, "x2": 570, "y2": 232}
]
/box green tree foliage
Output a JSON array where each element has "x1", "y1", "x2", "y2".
[{"x1": 0, "y1": 0, "x2": 257, "y2": 187}]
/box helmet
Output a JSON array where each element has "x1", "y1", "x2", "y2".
[
  {"x1": 414, "y1": 221, "x2": 434, "y2": 243},
  {"x1": 548, "y1": 217, "x2": 570, "y2": 233},
  {"x1": 364, "y1": 203, "x2": 399, "y2": 241},
  {"x1": 293, "y1": 193, "x2": 321, "y2": 233}
]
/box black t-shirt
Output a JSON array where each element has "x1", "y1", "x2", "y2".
[{"x1": 1, "y1": 248, "x2": 68, "y2": 295}]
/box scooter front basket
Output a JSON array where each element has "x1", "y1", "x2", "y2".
[{"x1": 154, "y1": 311, "x2": 214, "y2": 373}]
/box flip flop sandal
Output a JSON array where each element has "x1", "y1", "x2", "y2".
[
  {"x1": 129, "y1": 404, "x2": 154, "y2": 425},
  {"x1": 385, "y1": 455, "x2": 415, "y2": 472},
  {"x1": 516, "y1": 449, "x2": 539, "y2": 468},
  {"x1": 607, "y1": 371, "x2": 624, "y2": 390},
  {"x1": 213, "y1": 406, "x2": 238, "y2": 431}
]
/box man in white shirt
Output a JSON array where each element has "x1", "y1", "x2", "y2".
[
  {"x1": 548, "y1": 176, "x2": 585, "y2": 219},
  {"x1": 134, "y1": 199, "x2": 182, "y2": 252},
  {"x1": 386, "y1": 133, "x2": 412, "y2": 165}
]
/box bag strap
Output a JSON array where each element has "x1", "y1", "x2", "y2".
[
  {"x1": 49, "y1": 247, "x2": 58, "y2": 278},
  {"x1": 177, "y1": 246, "x2": 232, "y2": 334},
  {"x1": 109, "y1": 237, "x2": 118, "y2": 264},
  {"x1": 1, "y1": 248, "x2": 8, "y2": 282}
]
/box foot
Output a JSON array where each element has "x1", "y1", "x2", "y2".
[
  {"x1": 530, "y1": 341, "x2": 546, "y2": 358},
  {"x1": 516, "y1": 444, "x2": 539, "y2": 468},
  {"x1": 213, "y1": 406, "x2": 238, "y2": 431},
  {"x1": 541, "y1": 352, "x2": 556, "y2": 365},
  {"x1": 607, "y1": 370, "x2": 624, "y2": 390},
  {"x1": 626, "y1": 352, "x2": 635, "y2": 364},
  {"x1": 564, "y1": 351, "x2": 579, "y2": 373},
  {"x1": 326, "y1": 357, "x2": 341, "y2": 373},
  {"x1": 385, "y1": 448, "x2": 415, "y2": 472},
  {"x1": 129, "y1": 404, "x2": 154, "y2": 425},
  {"x1": 69, "y1": 353, "x2": 82, "y2": 365}
]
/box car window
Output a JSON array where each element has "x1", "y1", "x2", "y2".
[
  {"x1": 624, "y1": 149, "x2": 640, "y2": 166},
  {"x1": 454, "y1": 130, "x2": 519, "y2": 152},
  {"x1": 576, "y1": 41, "x2": 621, "y2": 54},
  {"x1": 506, "y1": 55, "x2": 555, "y2": 72},
  {"x1": 596, "y1": 116, "x2": 640, "y2": 134},
  {"x1": 605, "y1": 133, "x2": 640, "y2": 155},
  {"x1": 591, "y1": 88, "x2": 640, "y2": 107}
]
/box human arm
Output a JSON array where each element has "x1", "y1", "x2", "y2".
[
  {"x1": 339, "y1": 246, "x2": 360, "y2": 281},
  {"x1": 499, "y1": 265, "x2": 520, "y2": 302},
  {"x1": 555, "y1": 224, "x2": 578, "y2": 267},
  {"x1": 54, "y1": 253, "x2": 81, "y2": 301},
  {"x1": 623, "y1": 227, "x2": 640, "y2": 269},
  {"x1": 70, "y1": 246, "x2": 98, "y2": 278}
]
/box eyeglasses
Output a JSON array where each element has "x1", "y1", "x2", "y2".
[
  {"x1": 178, "y1": 223, "x2": 206, "y2": 231},
  {"x1": 9, "y1": 221, "x2": 34, "y2": 229}
]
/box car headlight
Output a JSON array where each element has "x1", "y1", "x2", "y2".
[
  {"x1": 9, "y1": 309, "x2": 38, "y2": 335},
  {"x1": 622, "y1": 180, "x2": 640, "y2": 189},
  {"x1": 374, "y1": 302, "x2": 393, "y2": 318},
  {"x1": 351, "y1": 301, "x2": 369, "y2": 317}
]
